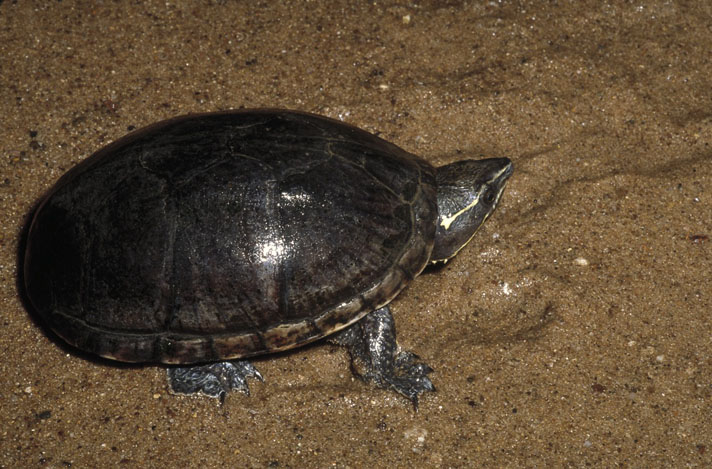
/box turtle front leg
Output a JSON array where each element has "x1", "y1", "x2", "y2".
[
  {"x1": 329, "y1": 306, "x2": 435, "y2": 408},
  {"x1": 167, "y1": 360, "x2": 263, "y2": 401}
]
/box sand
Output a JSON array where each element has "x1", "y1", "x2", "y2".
[{"x1": 1, "y1": 1, "x2": 711, "y2": 467}]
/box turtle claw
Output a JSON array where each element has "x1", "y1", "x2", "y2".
[
  {"x1": 167, "y1": 360, "x2": 263, "y2": 399},
  {"x1": 381, "y1": 351, "x2": 435, "y2": 408}
]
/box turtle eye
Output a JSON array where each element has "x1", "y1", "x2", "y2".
[{"x1": 482, "y1": 185, "x2": 496, "y2": 205}]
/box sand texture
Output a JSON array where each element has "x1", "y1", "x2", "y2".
[{"x1": 1, "y1": 1, "x2": 711, "y2": 467}]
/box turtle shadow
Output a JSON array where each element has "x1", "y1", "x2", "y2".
[{"x1": 422, "y1": 262, "x2": 448, "y2": 274}]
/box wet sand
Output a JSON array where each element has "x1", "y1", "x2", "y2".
[{"x1": 2, "y1": 1, "x2": 711, "y2": 467}]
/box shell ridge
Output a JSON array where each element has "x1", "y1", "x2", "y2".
[
  {"x1": 331, "y1": 150, "x2": 403, "y2": 201},
  {"x1": 161, "y1": 193, "x2": 178, "y2": 339}
]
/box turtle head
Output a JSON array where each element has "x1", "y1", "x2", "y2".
[{"x1": 430, "y1": 157, "x2": 513, "y2": 263}]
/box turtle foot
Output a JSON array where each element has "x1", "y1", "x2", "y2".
[
  {"x1": 329, "y1": 306, "x2": 435, "y2": 408},
  {"x1": 167, "y1": 360, "x2": 263, "y2": 401},
  {"x1": 385, "y1": 351, "x2": 435, "y2": 408}
]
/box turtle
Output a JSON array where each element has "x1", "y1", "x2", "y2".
[{"x1": 23, "y1": 109, "x2": 512, "y2": 406}]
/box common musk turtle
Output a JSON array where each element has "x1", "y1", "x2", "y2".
[{"x1": 24, "y1": 109, "x2": 512, "y2": 406}]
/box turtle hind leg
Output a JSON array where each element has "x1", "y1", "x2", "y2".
[
  {"x1": 328, "y1": 306, "x2": 435, "y2": 408},
  {"x1": 167, "y1": 360, "x2": 263, "y2": 401}
]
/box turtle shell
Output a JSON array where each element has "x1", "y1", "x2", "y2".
[{"x1": 24, "y1": 110, "x2": 437, "y2": 364}]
